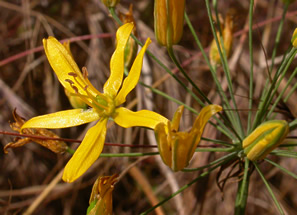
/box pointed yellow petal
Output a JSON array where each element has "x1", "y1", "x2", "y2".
[
  {"x1": 187, "y1": 104, "x2": 222, "y2": 158},
  {"x1": 171, "y1": 105, "x2": 184, "y2": 131},
  {"x1": 43, "y1": 37, "x2": 100, "y2": 99},
  {"x1": 21, "y1": 109, "x2": 100, "y2": 130},
  {"x1": 155, "y1": 122, "x2": 172, "y2": 167},
  {"x1": 114, "y1": 107, "x2": 168, "y2": 129},
  {"x1": 63, "y1": 118, "x2": 108, "y2": 182},
  {"x1": 115, "y1": 38, "x2": 151, "y2": 106},
  {"x1": 172, "y1": 133, "x2": 193, "y2": 171},
  {"x1": 103, "y1": 23, "x2": 134, "y2": 98}
]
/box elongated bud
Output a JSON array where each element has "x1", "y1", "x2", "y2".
[
  {"x1": 87, "y1": 174, "x2": 118, "y2": 215},
  {"x1": 154, "y1": 0, "x2": 185, "y2": 47},
  {"x1": 101, "y1": 0, "x2": 119, "y2": 8},
  {"x1": 243, "y1": 120, "x2": 289, "y2": 161},
  {"x1": 209, "y1": 12, "x2": 234, "y2": 65},
  {"x1": 119, "y1": 5, "x2": 138, "y2": 69},
  {"x1": 291, "y1": 28, "x2": 297, "y2": 48},
  {"x1": 155, "y1": 105, "x2": 222, "y2": 171}
]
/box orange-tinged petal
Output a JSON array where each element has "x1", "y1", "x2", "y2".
[
  {"x1": 115, "y1": 38, "x2": 151, "y2": 106},
  {"x1": 21, "y1": 109, "x2": 100, "y2": 130},
  {"x1": 113, "y1": 107, "x2": 168, "y2": 129},
  {"x1": 103, "y1": 23, "x2": 134, "y2": 98},
  {"x1": 63, "y1": 118, "x2": 108, "y2": 182}
]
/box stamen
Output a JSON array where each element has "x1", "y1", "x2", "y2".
[
  {"x1": 82, "y1": 67, "x2": 88, "y2": 79},
  {"x1": 68, "y1": 72, "x2": 78, "y2": 77},
  {"x1": 65, "y1": 79, "x2": 74, "y2": 85},
  {"x1": 72, "y1": 86, "x2": 79, "y2": 94}
]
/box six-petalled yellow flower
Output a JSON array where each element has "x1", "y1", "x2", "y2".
[{"x1": 21, "y1": 23, "x2": 168, "y2": 183}]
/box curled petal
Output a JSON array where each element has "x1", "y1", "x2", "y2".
[
  {"x1": 21, "y1": 109, "x2": 100, "y2": 130},
  {"x1": 103, "y1": 23, "x2": 134, "y2": 98},
  {"x1": 115, "y1": 38, "x2": 151, "y2": 106},
  {"x1": 114, "y1": 107, "x2": 168, "y2": 129},
  {"x1": 63, "y1": 118, "x2": 108, "y2": 182}
]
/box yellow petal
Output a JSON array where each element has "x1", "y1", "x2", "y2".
[
  {"x1": 172, "y1": 133, "x2": 193, "y2": 171},
  {"x1": 188, "y1": 104, "x2": 222, "y2": 158},
  {"x1": 63, "y1": 118, "x2": 108, "y2": 182},
  {"x1": 21, "y1": 109, "x2": 100, "y2": 130},
  {"x1": 171, "y1": 105, "x2": 184, "y2": 131},
  {"x1": 115, "y1": 38, "x2": 151, "y2": 106},
  {"x1": 103, "y1": 23, "x2": 134, "y2": 98},
  {"x1": 43, "y1": 37, "x2": 100, "y2": 99},
  {"x1": 155, "y1": 122, "x2": 172, "y2": 167},
  {"x1": 114, "y1": 107, "x2": 168, "y2": 129}
]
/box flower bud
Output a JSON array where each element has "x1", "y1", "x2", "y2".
[
  {"x1": 209, "y1": 12, "x2": 234, "y2": 65},
  {"x1": 154, "y1": 0, "x2": 185, "y2": 47},
  {"x1": 64, "y1": 88, "x2": 88, "y2": 109},
  {"x1": 155, "y1": 105, "x2": 222, "y2": 171},
  {"x1": 291, "y1": 28, "x2": 297, "y2": 48},
  {"x1": 243, "y1": 120, "x2": 289, "y2": 161},
  {"x1": 119, "y1": 5, "x2": 138, "y2": 69},
  {"x1": 101, "y1": 0, "x2": 119, "y2": 8},
  {"x1": 87, "y1": 174, "x2": 118, "y2": 215}
]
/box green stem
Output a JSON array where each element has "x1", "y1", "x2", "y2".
[
  {"x1": 265, "y1": 158, "x2": 297, "y2": 179},
  {"x1": 254, "y1": 163, "x2": 284, "y2": 215},
  {"x1": 269, "y1": 3, "x2": 289, "y2": 72},
  {"x1": 234, "y1": 158, "x2": 250, "y2": 215},
  {"x1": 247, "y1": 0, "x2": 254, "y2": 134},
  {"x1": 204, "y1": 0, "x2": 244, "y2": 138},
  {"x1": 183, "y1": 151, "x2": 237, "y2": 172}
]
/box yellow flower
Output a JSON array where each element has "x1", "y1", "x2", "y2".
[
  {"x1": 155, "y1": 105, "x2": 222, "y2": 171},
  {"x1": 87, "y1": 174, "x2": 118, "y2": 215},
  {"x1": 21, "y1": 23, "x2": 168, "y2": 182},
  {"x1": 243, "y1": 120, "x2": 289, "y2": 161},
  {"x1": 154, "y1": 0, "x2": 185, "y2": 47},
  {"x1": 291, "y1": 28, "x2": 297, "y2": 48}
]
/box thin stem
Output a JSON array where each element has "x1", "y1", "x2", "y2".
[
  {"x1": 269, "y1": 3, "x2": 289, "y2": 72},
  {"x1": 183, "y1": 151, "x2": 237, "y2": 172},
  {"x1": 247, "y1": 0, "x2": 254, "y2": 134},
  {"x1": 265, "y1": 158, "x2": 297, "y2": 179},
  {"x1": 140, "y1": 154, "x2": 235, "y2": 215},
  {"x1": 235, "y1": 158, "x2": 250, "y2": 215},
  {"x1": 204, "y1": 0, "x2": 244, "y2": 138},
  {"x1": 100, "y1": 152, "x2": 159, "y2": 157},
  {"x1": 254, "y1": 163, "x2": 284, "y2": 215}
]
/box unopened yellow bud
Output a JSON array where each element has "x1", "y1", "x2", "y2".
[
  {"x1": 209, "y1": 12, "x2": 234, "y2": 65},
  {"x1": 243, "y1": 120, "x2": 289, "y2": 161},
  {"x1": 119, "y1": 5, "x2": 138, "y2": 69},
  {"x1": 155, "y1": 105, "x2": 222, "y2": 171},
  {"x1": 101, "y1": 0, "x2": 119, "y2": 8},
  {"x1": 291, "y1": 28, "x2": 297, "y2": 48},
  {"x1": 154, "y1": 0, "x2": 185, "y2": 47},
  {"x1": 87, "y1": 174, "x2": 118, "y2": 215}
]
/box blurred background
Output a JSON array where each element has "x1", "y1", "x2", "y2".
[{"x1": 0, "y1": 0, "x2": 297, "y2": 214}]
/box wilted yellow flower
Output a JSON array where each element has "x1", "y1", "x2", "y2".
[
  {"x1": 21, "y1": 23, "x2": 168, "y2": 183},
  {"x1": 101, "y1": 0, "x2": 119, "y2": 8},
  {"x1": 4, "y1": 109, "x2": 68, "y2": 154},
  {"x1": 243, "y1": 120, "x2": 289, "y2": 161},
  {"x1": 119, "y1": 4, "x2": 138, "y2": 69},
  {"x1": 154, "y1": 0, "x2": 185, "y2": 47},
  {"x1": 291, "y1": 28, "x2": 297, "y2": 48},
  {"x1": 155, "y1": 105, "x2": 222, "y2": 171},
  {"x1": 87, "y1": 174, "x2": 118, "y2": 215},
  {"x1": 209, "y1": 12, "x2": 234, "y2": 65}
]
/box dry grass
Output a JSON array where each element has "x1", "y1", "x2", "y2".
[{"x1": 0, "y1": 0, "x2": 297, "y2": 214}]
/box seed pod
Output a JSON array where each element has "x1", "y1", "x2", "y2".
[
  {"x1": 154, "y1": 0, "x2": 185, "y2": 47},
  {"x1": 243, "y1": 120, "x2": 289, "y2": 161}
]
